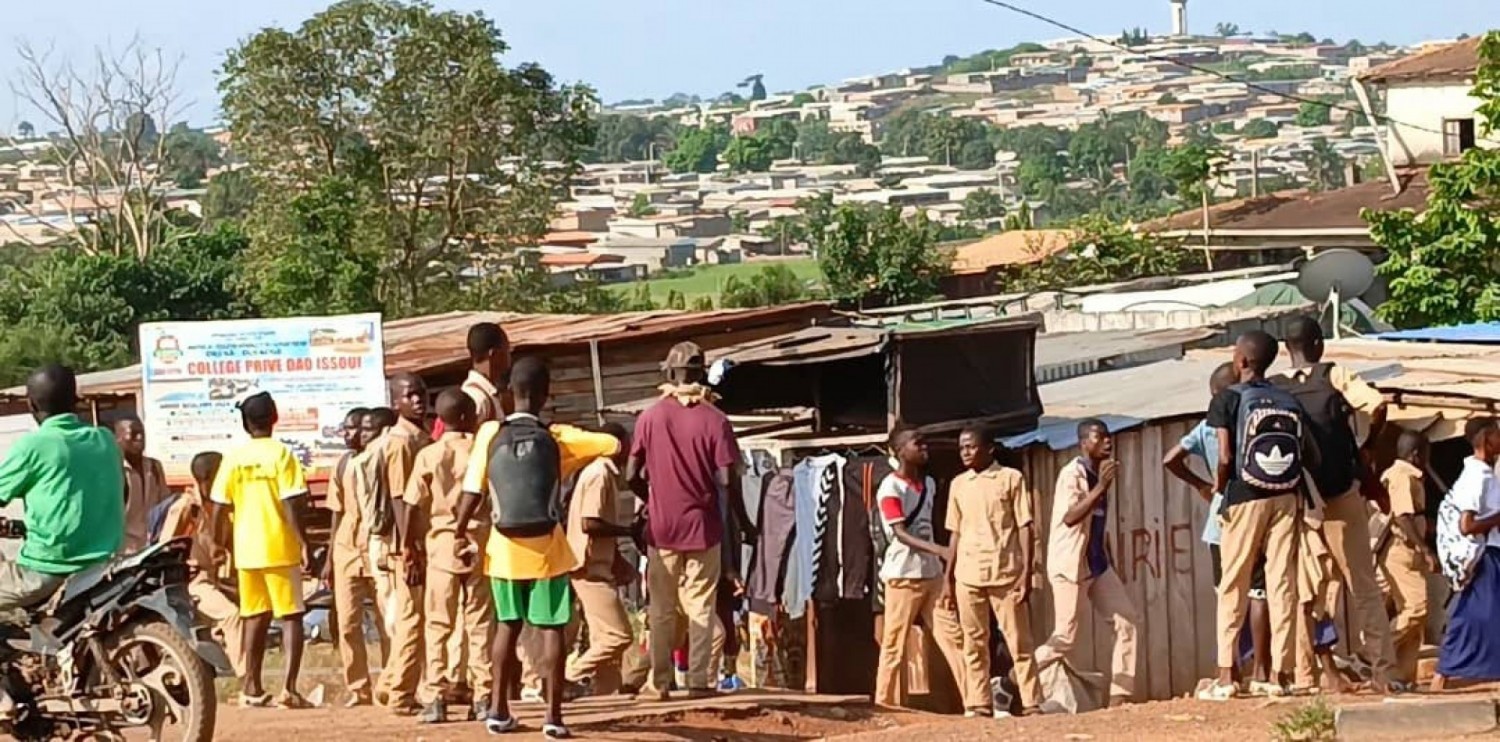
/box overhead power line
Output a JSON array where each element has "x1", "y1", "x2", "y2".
[{"x1": 974, "y1": 0, "x2": 1483, "y2": 141}]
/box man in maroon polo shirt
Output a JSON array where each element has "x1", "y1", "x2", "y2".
[{"x1": 627, "y1": 341, "x2": 753, "y2": 699}]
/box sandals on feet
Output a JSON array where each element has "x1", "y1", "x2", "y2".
[
  {"x1": 276, "y1": 690, "x2": 314, "y2": 709},
  {"x1": 239, "y1": 692, "x2": 274, "y2": 708}
]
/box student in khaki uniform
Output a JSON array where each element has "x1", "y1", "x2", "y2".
[
  {"x1": 402, "y1": 390, "x2": 494, "y2": 724},
  {"x1": 1379, "y1": 431, "x2": 1436, "y2": 688},
  {"x1": 1036, "y1": 419, "x2": 1140, "y2": 707},
  {"x1": 564, "y1": 423, "x2": 637, "y2": 696},
  {"x1": 1282, "y1": 316, "x2": 1396, "y2": 690},
  {"x1": 1199, "y1": 331, "x2": 1307, "y2": 701},
  {"x1": 159, "y1": 451, "x2": 244, "y2": 677},
  {"x1": 944, "y1": 424, "x2": 1042, "y2": 717},
  {"x1": 375, "y1": 373, "x2": 432, "y2": 715},
  {"x1": 873, "y1": 427, "x2": 967, "y2": 710},
  {"x1": 324, "y1": 407, "x2": 390, "y2": 706},
  {"x1": 115, "y1": 417, "x2": 171, "y2": 554}
]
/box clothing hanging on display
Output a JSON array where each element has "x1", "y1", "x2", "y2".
[{"x1": 788, "y1": 453, "x2": 844, "y2": 619}]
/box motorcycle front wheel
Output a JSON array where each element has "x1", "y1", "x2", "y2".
[{"x1": 101, "y1": 620, "x2": 217, "y2": 742}]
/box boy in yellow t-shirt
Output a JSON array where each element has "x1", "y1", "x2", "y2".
[
  {"x1": 209, "y1": 392, "x2": 313, "y2": 709},
  {"x1": 454, "y1": 357, "x2": 618, "y2": 739}
]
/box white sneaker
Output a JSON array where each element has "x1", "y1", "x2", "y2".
[
  {"x1": 485, "y1": 715, "x2": 518, "y2": 735},
  {"x1": 1197, "y1": 681, "x2": 1237, "y2": 702},
  {"x1": 1248, "y1": 680, "x2": 1287, "y2": 697}
]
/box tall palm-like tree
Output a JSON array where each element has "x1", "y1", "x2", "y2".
[{"x1": 1299, "y1": 138, "x2": 1346, "y2": 192}]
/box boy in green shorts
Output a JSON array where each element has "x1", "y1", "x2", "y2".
[{"x1": 454, "y1": 356, "x2": 618, "y2": 739}]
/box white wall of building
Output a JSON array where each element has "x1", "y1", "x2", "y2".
[{"x1": 1384, "y1": 82, "x2": 1492, "y2": 167}]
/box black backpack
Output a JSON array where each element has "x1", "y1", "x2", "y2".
[
  {"x1": 1274, "y1": 364, "x2": 1358, "y2": 499},
  {"x1": 1232, "y1": 382, "x2": 1304, "y2": 492},
  {"x1": 486, "y1": 416, "x2": 563, "y2": 537}
]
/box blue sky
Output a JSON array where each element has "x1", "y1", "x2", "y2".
[{"x1": 1, "y1": 0, "x2": 1495, "y2": 127}]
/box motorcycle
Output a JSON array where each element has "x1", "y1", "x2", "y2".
[{"x1": 0, "y1": 518, "x2": 230, "y2": 742}]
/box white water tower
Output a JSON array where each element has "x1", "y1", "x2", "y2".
[{"x1": 1171, "y1": 0, "x2": 1188, "y2": 36}]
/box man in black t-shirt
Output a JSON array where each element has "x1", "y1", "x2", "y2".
[{"x1": 1198, "y1": 331, "x2": 1310, "y2": 701}]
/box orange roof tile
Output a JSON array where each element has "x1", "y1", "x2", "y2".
[{"x1": 949, "y1": 230, "x2": 1076, "y2": 275}]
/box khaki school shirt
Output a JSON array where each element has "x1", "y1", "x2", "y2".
[
  {"x1": 1381, "y1": 458, "x2": 1426, "y2": 545},
  {"x1": 384, "y1": 417, "x2": 431, "y2": 499},
  {"x1": 462, "y1": 370, "x2": 503, "y2": 425},
  {"x1": 946, "y1": 463, "x2": 1033, "y2": 589},
  {"x1": 325, "y1": 451, "x2": 372, "y2": 578},
  {"x1": 1046, "y1": 459, "x2": 1094, "y2": 583},
  {"x1": 123, "y1": 456, "x2": 170, "y2": 553},
  {"x1": 566, "y1": 457, "x2": 622, "y2": 583},
  {"x1": 403, "y1": 432, "x2": 483, "y2": 575}
]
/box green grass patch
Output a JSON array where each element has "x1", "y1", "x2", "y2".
[
  {"x1": 1271, "y1": 698, "x2": 1336, "y2": 742},
  {"x1": 610, "y1": 258, "x2": 822, "y2": 305}
]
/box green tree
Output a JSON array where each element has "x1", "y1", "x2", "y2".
[
  {"x1": 664, "y1": 125, "x2": 728, "y2": 173},
  {"x1": 240, "y1": 177, "x2": 384, "y2": 317},
  {"x1": 719, "y1": 265, "x2": 807, "y2": 308},
  {"x1": 802, "y1": 193, "x2": 948, "y2": 308},
  {"x1": 791, "y1": 92, "x2": 815, "y2": 106},
  {"x1": 1364, "y1": 32, "x2": 1500, "y2": 328},
  {"x1": 16, "y1": 121, "x2": 34, "y2": 139},
  {"x1": 587, "y1": 114, "x2": 678, "y2": 163},
  {"x1": 765, "y1": 216, "x2": 805, "y2": 255},
  {"x1": 1216, "y1": 22, "x2": 1241, "y2": 37},
  {"x1": 1014, "y1": 216, "x2": 1202, "y2": 291},
  {"x1": 1241, "y1": 119, "x2": 1281, "y2": 139},
  {"x1": 0, "y1": 224, "x2": 254, "y2": 383},
  {"x1": 796, "y1": 119, "x2": 838, "y2": 161},
  {"x1": 627, "y1": 193, "x2": 658, "y2": 218},
  {"x1": 1299, "y1": 137, "x2": 1346, "y2": 191},
  {"x1": 162, "y1": 123, "x2": 225, "y2": 189},
  {"x1": 202, "y1": 169, "x2": 257, "y2": 223},
  {"x1": 831, "y1": 134, "x2": 882, "y2": 176},
  {"x1": 961, "y1": 188, "x2": 1007, "y2": 222},
  {"x1": 722, "y1": 134, "x2": 775, "y2": 173},
  {"x1": 219, "y1": 0, "x2": 595, "y2": 316},
  {"x1": 1295, "y1": 101, "x2": 1333, "y2": 127},
  {"x1": 624, "y1": 282, "x2": 657, "y2": 311},
  {"x1": 1162, "y1": 138, "x2": 1227, "y2": 204},
  {"x1": 956, "y1": 139, "x2": 996, "y2": 170}
]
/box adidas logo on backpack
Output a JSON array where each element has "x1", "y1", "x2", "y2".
[{"x1": 1235, "y1": 384, "x2": 1304, "y2": 492}]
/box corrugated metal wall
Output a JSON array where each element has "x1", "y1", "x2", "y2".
[{"x1": 1020, "y1": 419, "x2": 1222, "y2": 701}]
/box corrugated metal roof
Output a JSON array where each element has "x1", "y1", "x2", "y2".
[
  {"x1": 1359, "y1": 37, "x2": 1481, "y2": 84},
  {"x1": 3, "y1": 303, "x2": 835, "y2": 399},
  {"x1": 708, "y1": 315, "x2": 1044, "y2": 367},
  {"x1": 1034, "y1": 327, "x2": 1217, "y2": 380},
  {"x1": 1374, "y1": 322, "x2": 1500, "y2": 345},
  {"x1": 1015, "y1": 350, "x2": 1405, "y2": 450}
]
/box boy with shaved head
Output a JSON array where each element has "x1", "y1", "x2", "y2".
[{"x1": 1037, "y1": 418, "x2": 1140, "y2": 707}]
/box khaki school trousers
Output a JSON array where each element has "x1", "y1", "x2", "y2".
[
  {"x1": 875, "y1": 577, "x2": 967, "y2": 708},
  {"x1": 1037, "y1": 568, "x2": 1139, "y2": 700},
  {"x1": 188, "y1": 575, "x2": 245, "y2": 678},
  {"x1": 421, "y1": 566, "x2": 494, "y2": 704},
  {"x1": 647, "y1": 546, "x2": 721, "y2": 692},
  {"x1": 331, "y1": 555, "x2": 389, "y2": 697},
  {"x1": 955, "y1": 582, "x2": 1041, "y2": 711},
  {"x1": 1380, "y1": 538, "x2": 1430, "y2": 684},
  {"x1": 567, "y1": 578, "x2": 634, "y2": 693},
  {"x1": 1322, "y1": 490, "x2": 1396, "y2": 682},
  {"x1": 370, "y1": 536, "x2": 424, "y2": 706},
  {"x1": 1217, "y1": 494, "x2": 1299, "y2": 676}
]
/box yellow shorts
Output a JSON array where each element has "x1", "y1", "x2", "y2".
[{"x1": 237, "y1": 566, "x2": 306, "y2": 618}]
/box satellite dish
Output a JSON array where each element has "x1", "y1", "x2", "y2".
[
  {"x1": 1297, "y1": 249, "x2": 1375, "y2": 303},
  {"x1": 1296, "y1": 250, "x2": 1376, "y2": 340}
]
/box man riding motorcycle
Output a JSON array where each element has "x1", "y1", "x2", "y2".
[{"x1": 0, "y1": 364, "x2": 125, "y2": 612}]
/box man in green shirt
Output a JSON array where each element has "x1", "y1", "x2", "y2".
[{"x1": 0, "y1": 365, "x2": 126, "y2": 611}]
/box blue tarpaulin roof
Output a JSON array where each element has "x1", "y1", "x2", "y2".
[{"x1": 1376, "y1": 322, "x2": 1500, "y2": 344}]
